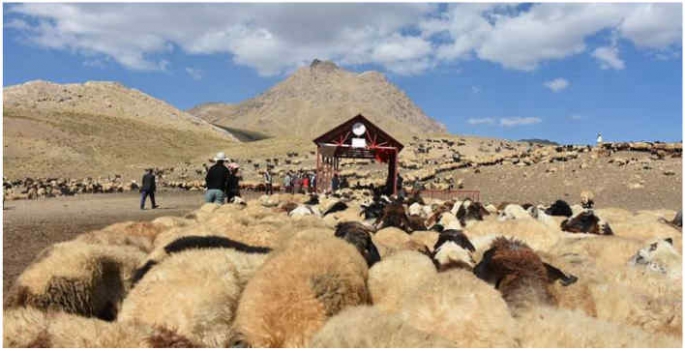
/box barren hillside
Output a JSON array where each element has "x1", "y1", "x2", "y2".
[
  {"x1": 3, "y1": 80, "x2": 239, "y2": 179},
  {"x1": 188, "y1": 59, "x2": 447, "y2": 142}
]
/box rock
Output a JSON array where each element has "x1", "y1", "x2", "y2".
[{"x1": 663, "y1": 170, "x2": 676, "y2": 176}]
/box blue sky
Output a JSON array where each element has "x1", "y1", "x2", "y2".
[{"x1": 3, "y1": 3, "x2": 682, "y2": 144}]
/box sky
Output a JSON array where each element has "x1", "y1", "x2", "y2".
[{"x1": 3, "y1": 2, "x2": 683, "y2": 144}]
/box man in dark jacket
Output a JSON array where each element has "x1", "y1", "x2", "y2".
[
  {"x1": 140, "y1": 168, "x2": 158, "y2": 210},
  {"x1": 225, "y1": 165, "x2": 241, "y2": 203},
  {"x1": 205, "y1": 152, "x2": 230, "y2": 204}
]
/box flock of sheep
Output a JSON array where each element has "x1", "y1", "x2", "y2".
[{"x1": 3, "y1": 188, "x2": 683, "y2": 347}]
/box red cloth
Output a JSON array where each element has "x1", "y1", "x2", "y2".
[{"x1": 373, "y1": 148, "x2": 394, "y2": 163}]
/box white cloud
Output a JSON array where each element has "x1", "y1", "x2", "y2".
[
  {"x1": 467, "y1": 118, "x2": 495, "y2": 125},
  {"x1": 5, "y1": 3, "x2": 681, "y2": 76},
  {"x1": 544, "y1": 78, "x2": 570, "y2": 92},
  {"x1": 471, "y1": 86, "x2": 481, "y2": 94},
  {"x1": 185, "y1": 67, "x2": 203, "y2": 80},
  {"x1": 499, "y1": 117, "x2": 542, "y2": 127},
  {"x1": 468, "y1": 117, "x2": 542, "y2": 127},
  {"x1": 592, "y1": 46, "x2": 625, "y2": 70}
]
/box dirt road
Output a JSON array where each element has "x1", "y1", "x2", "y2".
[{"x1": 3, "y1": 191, "x2": 205, "y2": 294}]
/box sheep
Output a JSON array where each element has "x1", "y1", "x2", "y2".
[
  {"x1": 545, "y1": 199, "x2": 573, "y2": 217},
  {"x1": 309, "y1": 306, "x2": 456, "y2": 347},
  {"x1": 561, "y1": 210, "x2": 613, "y2": 235},
  {"x1": 473, "y1": 237, "x2": 578, "y2": 314},
  {"x1": 131, "y1": 235, "x2": 272, "y2": 286},
  {"x1": 454, "y1": 200, "x2": 489, "y2": 226},
  {"x1": 372, "y1": 227, "x2": 411, "y2": 250},
  {"x1": 233, "y1": 235, "x2": 370, "y2": 347},
  {"x1": 367, "y1": 250, "x2": 437, "y2": 312},
  {"x1": 322, "y1": 201, "x2": 348, "y2": 216},
  {"x1": 397, "y1": 269, "x2": 519, "y2": 347},
  {"x1": 426, "y1": 229, "x2": 477, "y2": 271},
  {"x1": 289, "y1": 204, "x2": 320, "y2": 218},
  {"x1": 527, "y1": 205, "x2": 558, "y2": 228},
  {"x1": 466, "y1": 217, "x2": 563, "y2": 253},
  {"x1": 334, "y1": 221, "x2": 381, "y2": 267},
  {"x1": 73, "y1": 221, "x2": 167, "y2": 253},
  {"x1": 498, "y1": 204, "x2": 531, "y2": 221},
  {"x1": 4, "y1": 242, "x2": 145, "y2": 321},
  {"x1": 580, "y1": 190, "x2": 595, "y2": 209},
  {"x1": 628, "y1": 238, "x2": 681, "y2": 279},
  {"x1": 374, "y1": 201, "x2": 413, "y2": 232},
  {"x1": 407, "y1": 202, "x2": 422, "y2": 216},
  {"x1": 4, "y1": 307, "x2": 197, "y2": 347},
  {"x1": 516, "y1": 305, "x2": 681, "y2": 348},
  {"x1": 118, "y1": 249, "x2": 249, "y2": 347}
]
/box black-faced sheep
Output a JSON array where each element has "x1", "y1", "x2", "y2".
[
  {"x1": 545, "y1": 199, "x2": 574, "y2": 217},
  {"x1": 4, "y1": 307, "x2": 197, "y2": 348},
  {"x1": 334, "y1": 221, "x2": 381, "y2": 267},
  {"x1": 561, "y1": 210, "x2": 614, "y2": 235},
  {"x1": 4, "y1": 242, "x2": 145, "y2": 321},
  {"x1": 233, "y1": 235, "x2": 370, "y2": 347},
  {"x1": 322, "y1": 201, "x2": 349, "y2": 216},
  {"x1": 427, "y1": 230, "x2": 477, "y2": 271},
  {"x1": 454, "y1": 199, "x2": 489, "y2": 226}
]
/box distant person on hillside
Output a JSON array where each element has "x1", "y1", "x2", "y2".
[
  {"x1": 226, "y1": 164, "x2": 241, "y2": 202},
  {"x1": 205, "y1": 152, "x2": 230, "y2": 204},
  {"x1": 140, "y1": 168, "x2": 158, "y2": 210},
  {"x1": 311, "y1": 173, "x2": 317, "y2": 193},
  {"x1": 597, "y1": 133, "x2": 603, "y2": 145},
  {"x1": 264, "y1": 168, "x2": 273, "y2": 195}
]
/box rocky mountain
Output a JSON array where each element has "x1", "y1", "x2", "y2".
[
  {"x1": 188, "y1": 59, "x2": 448, "y2": 142},
  {"x1": 3, "y1": 80, "x2": 239, "y2": 179}
]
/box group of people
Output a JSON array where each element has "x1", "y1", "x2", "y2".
[
  {"x1": 282, "y1": 170, "x2": 316, "y2": 194},
  {"x1": 205, "y1": 152, "x2": 242, "y2": 204},
  {"x1": 138, "y1": 152, "x2": 418, "y2": 209}
]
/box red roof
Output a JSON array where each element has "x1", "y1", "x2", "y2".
[{"x1": 313, "y1": 114, "x2": 404, "y2": 156}]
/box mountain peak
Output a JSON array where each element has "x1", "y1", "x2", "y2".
[{"x1": 310, "y1": 59, "x2": 338, "y2": 72}]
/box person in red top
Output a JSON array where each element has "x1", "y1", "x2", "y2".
[{"x1": 302, "y1": 175, "x2": 310, "y2": 193}]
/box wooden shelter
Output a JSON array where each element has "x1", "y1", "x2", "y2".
[{"x1": 313, "y1": 114, "x2": 404, "y2": 195}]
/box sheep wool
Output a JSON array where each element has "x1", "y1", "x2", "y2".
[
  {"x1": 398, "y1": 269, "x2": 518, "y2": 347},
  {"x1": 73, "y1": 221, "x2": 167, "y2": 253},
  {"x1": 3, "y1": 307, "x2": 196, "y2": 348},
  {"x1": 310, "y1": 306, "x2": 457, "y2": 348},
  {"x1": 118, "y1": 249, "x2": 244, "y2": 347},
  {"x1": 4, "y1": 242, "x2": 145, "y2": 321},
  {"x1": 233, "y1": 235, "x2": 370, "y2": 347},
  {"x1": 368, "y1": 251, "x2": 437, "y2": 312},
  {"x1": 516, "y1": 305, "x2": 681, "y2": 348}
]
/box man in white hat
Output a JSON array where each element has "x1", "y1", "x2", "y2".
[{"x1": 205, "y1": 152, "x2": 230, "y2": 204}]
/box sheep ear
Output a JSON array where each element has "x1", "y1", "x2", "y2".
[
  {"x1": 665, "y1": 238, "x2": 674, "y2": 245},
  {"x1": 543, "y1": 262, "x2": 578, "y2": 286}
]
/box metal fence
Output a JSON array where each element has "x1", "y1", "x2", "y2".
[{"x1": 418, "y1": 189, "x2": 480, "y2": 202}]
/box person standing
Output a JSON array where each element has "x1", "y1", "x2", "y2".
[
  {"x1": 597, "y1": 132, "x2": 603, "y2": 145},
  {"x1": 225, "y1": 164, "x2": 241, "y2": 203},
  {"x1": 396, "y1": 172, "x2": 405, "y2": 198},
  {"x1": 205, "y1": 152, "x2": 230, "y2": 204},
  {"x1": 311, "y1": 173, "x2": 317, "y2": 193},
  {"x1": 264, "y1": 168, "x2": 273, "y2": 195},
  {"x1": 331, "y1": 173, "x2": 340, "y2": 192},
  {"x1": 283, "y1": 172, "x2": 292, "y2": 194},
  {"x1": 302, "y1": 173, "x2": 310, "y2": 193},
  {"x1": 140, "y1": 168, "x2": 158, "y2": 210}
]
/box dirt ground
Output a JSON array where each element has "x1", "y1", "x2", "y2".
[{"x1": 2, "y1": 191, "x2": 208, "y2": 295}]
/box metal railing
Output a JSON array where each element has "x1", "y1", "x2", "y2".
[{"x1": 418, "y1": 189, "x2": 480, "y2": 202}]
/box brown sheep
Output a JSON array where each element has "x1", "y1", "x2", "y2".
[
  {"x1": 473, "y1": 237, "x2": 577, "y2": 314},
  {"x1": 561, "y1": 210, "x2": 613, "y2": 235},
  {"x1": 374, "y1": 201, "x2": 413, "y2": 233},
  {"x1": 233, "y1": 235, "x2": 370, "y2": 347}
]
